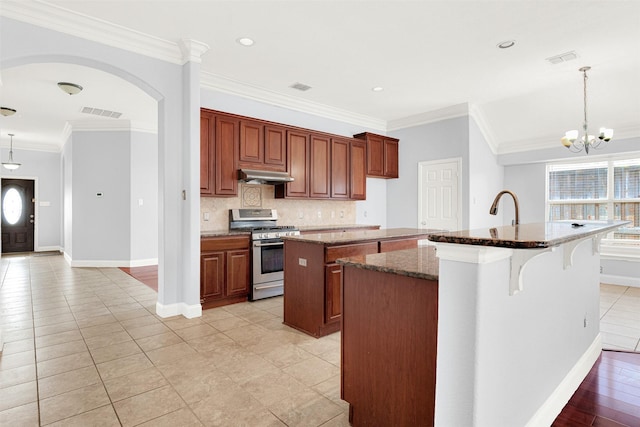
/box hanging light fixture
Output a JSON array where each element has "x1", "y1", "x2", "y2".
[
  {"x1": 561, "y1": 66, "x2": 613, "y2": 154},
  {"x1": 3, "y1": 134, "x2": 21, "y2": 170},
  {"x1": 57, "y1": 82, "x2": 83, "y2": 95}
]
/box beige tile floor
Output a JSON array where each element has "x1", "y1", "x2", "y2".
[{"x1": 0, "y1": 253, "x2": 638, "y2": 426}]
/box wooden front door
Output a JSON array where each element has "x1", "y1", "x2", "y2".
[{"x1": 1, "y1": 179, "x2": 35, "y2": 253}]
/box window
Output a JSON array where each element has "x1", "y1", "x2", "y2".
[{"x1": 547, "y1": 158, "x2": 640, "y2": 241}]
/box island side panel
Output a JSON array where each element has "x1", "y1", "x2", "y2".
[
  {"x1": 341, "y1": 265, "x2": 438, "y2": 427},
  {"x1": 283, "y1": 240, "x2": 325, "y2": 337}
]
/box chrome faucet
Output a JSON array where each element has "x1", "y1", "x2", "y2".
[{"x1": 489, "y1": 190, "x2": 520, "y2": 225}]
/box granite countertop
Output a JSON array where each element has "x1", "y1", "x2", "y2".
[
  {"x1": 282, "y1": 227, "x2": 436, "y2": 245},
  {"x1": 297, "y1": 224, "x2": 380, "y2": 232},
  {"x1": 337, "y1": 246, "x2": 439, "y2": 281},
  {"x1": 201, "y1": 229, "x2": 251, "y2": 238},
  {"x1": 427, "y1": 220, "x2": 630, "y2": 249}
]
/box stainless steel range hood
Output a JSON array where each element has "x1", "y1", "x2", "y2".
[{"x1": 238, "y1": 169, "x2": 294, "y2": 184}]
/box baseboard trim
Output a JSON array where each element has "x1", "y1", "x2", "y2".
[
  {"x1": 525, "y1": 334, "x2": 601, "y2": 427},
  {"x1": 155, "y1": 301, "x2": 202, "y2": 319},
  {"x1": 36, "y1": 246, "x2": 62, "y2": 252},
  {"x1": 64, "y1": 258, "x2": 159, "y2": 268},
  {"x1": 601, "y1": 274, "x2": 640, "y2": 288}
]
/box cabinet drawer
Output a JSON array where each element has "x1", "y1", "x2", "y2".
[
  {"x1": 201, "y1": 235, "x2": 249, "y2": 252},
  {"x1": 379, "y1": 238, "x2": 418, "y2": 253},
  {"x1": 325, "y1": 242, "x2": 378, "y2": 263}
]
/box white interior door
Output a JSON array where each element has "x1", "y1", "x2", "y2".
[{"x1": 418, "y1": 158, "x2": 461, "y2": 231}]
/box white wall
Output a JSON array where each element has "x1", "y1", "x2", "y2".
[
  {"x1": 387, "y1": 116, "x2": 470, "y2": 229},
  {"x1": 2, "y1": 16, "x2": 199, "y2": 314},
  {"x1": 71, "y1": 130, "x2": 131, "y2": 262},
  {"x1": 130, "y1": 131, "x2": 159, "y2": 263},
  {"x1": 1, "y1": 147, "x2": 61, "y2": 251},
  {"x1": 468, "y1": 117, "x2": 505, "y2": 228}
]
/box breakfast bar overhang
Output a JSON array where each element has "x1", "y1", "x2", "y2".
[{"x1": 338, "y1": 220, "x2": 629, "y2": 427}]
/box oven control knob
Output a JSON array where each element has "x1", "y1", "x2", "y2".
[{"x1": 261, "y1": 233, "x2": 267, "y2": 239}]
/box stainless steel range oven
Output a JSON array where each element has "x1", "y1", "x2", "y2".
[{"x1": 229, "y1": 209, "x2": 299, "y2": 301}]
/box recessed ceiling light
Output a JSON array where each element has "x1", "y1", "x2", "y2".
[
  {"x1": 372, "y1": 87, "x2": 384, "y2": 92},
  {"x1": 497, "y1": 40, "x2": 516, "y2": 49},
  {"x1": 237, "y1": 37, "x2": 255, "y2": 47}
]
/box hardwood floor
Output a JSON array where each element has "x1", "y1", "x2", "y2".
[
  {"x1": 113, "y1": 266, "x2": 640, "y2": 425},
  {"x1": 119, "y1": 264, "x2": 158, "y2": 291},
  {"x1": 553, "y1": 351, "x2": 640, "y2": 427}
]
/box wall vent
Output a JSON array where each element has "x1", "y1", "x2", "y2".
[
  {"x1": 290, "y1": 82, "x2": 312, "y2": 92},
  {"x1": 546, "y1": 51, "x2": 577, "y2": 65},
  {"x1": 81, "y1": 106, "x2": 123, "y2": 119}
]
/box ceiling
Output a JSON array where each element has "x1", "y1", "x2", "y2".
[{"x1": 1, "y1": 0, "x2": 639, "y2": 154}]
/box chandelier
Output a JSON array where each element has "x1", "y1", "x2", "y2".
[{"x1": 560, "y1": 66, "x2": 613, "y2": 154}]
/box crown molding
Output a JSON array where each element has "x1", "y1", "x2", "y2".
[
  {"x1": 1, "y1": 1, "x2": 183, "y2": 64},
  {"x1": 179, "y1": 39, "x2": 210, "y2": 64},
  {"x1": 468, "y1": 104, "x2": 499, "y2": 155},
  {"x1": 386, "y1": 103, "x2": 470, "y2": 131},
  {"x1": 496, "y1": 123, "x2": 640, "y2": 155},
  {"x1": 200, "y1": 71, "x2": 387, "y2": 131}
]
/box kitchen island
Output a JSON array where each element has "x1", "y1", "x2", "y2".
[
  {"x1": 282, "y1": 228, "x2": 436, "y2": 337},
  {"x1": 337, "y1": 220, "x2": 628, "y2": 427}
]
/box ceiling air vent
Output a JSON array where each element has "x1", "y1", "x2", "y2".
[
  {"x1": 81, "y1": 106, "x2": 123, "y2": 119},
  {"x1": 546, "y1": 51, "x2": 577, "y2": 65},
  {"x1": 290, "y1": 82, "x2": 312, "y2": 92}
]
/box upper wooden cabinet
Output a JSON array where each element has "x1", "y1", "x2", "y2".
[
  {"x1": 310, "y1": 134, "x2": 331, "y2": 199},
  {"x1": 200, "y1": 112, "x2": 215, "y2": 196},
  {"x1": 354, "y1": 132, "x2": 399, "y2": 179},
  {"x1": 331, "y1": 138, "x2": 350, "y2": 199},
  {"x1": 214, "y1": 115, "x2": 239, "y2": 196},
  {"x1": 200, "y1": 109, "x2": 239, "y2": 197},
  {"x1": 277, "y1": 130, "x2": 310, "y2": 198},
  {"x1": 349, "y1": 139, "x2": 366, "y2": 200},
  {"x1": 238, "y1": 120, "x2": 287, "y2": 172}
]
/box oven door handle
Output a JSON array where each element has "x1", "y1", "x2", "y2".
[
  {"x1": 254, "y1": 283, "x2": 283, "y2": 290},
  {"x1": 253, "y1": 241, "x2": 284, "y2": 247}
]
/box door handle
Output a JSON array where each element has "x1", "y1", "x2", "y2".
[
  {"x1": 30, "y1": 220, "x2": 34, "y2": 224},
  {"x1": 30, "y1": 214, "x2": 34, "y2": 218}
]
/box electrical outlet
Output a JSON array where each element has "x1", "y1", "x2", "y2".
[
  {"x1": 600, "y1": 266, "x2": 603, "y2": 273},
  {"x1": 203, "y1": 212, "x2": 210, "y2": 221},
  {"x1": 331, "y1": 211, "x2": 335, "y2": 219},
  {"x1": 298, "y1": 211, "x2": 303, "y2": 219},
  {"x1": 298, "y1": 258, "x2": 307, "y2": 267},
  {"x1": 317, "y1": 211, "x2": 322, "y2": 219},
  {"x1": 340, "y1": 210, "x2": 344, "y2": 218}
]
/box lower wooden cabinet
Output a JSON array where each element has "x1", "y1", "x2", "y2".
[
  {"x1": 201, "y1": 235, "x2": 250, "y2": 309},
  {"x1": 284, "y1": 235, "x2": 420, "y2": 337}
]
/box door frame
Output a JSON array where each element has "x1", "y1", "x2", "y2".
[
  {"x1": 417, "y1": 157, "x2": 462, "y2": 231},
  {"x1": 0, "y1": 175, "x2": 39, "y2": 254}
]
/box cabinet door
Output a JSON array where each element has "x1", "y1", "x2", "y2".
[
  {"x1": 239, "y1": 120, "x2": 263, "y2": 166},
  {"x1": 264, "y1": 125, "x2": 287, "y2": 171},
  {"x1": 200, "y1": 111, "x2": 215, "y2": 196},
  {"x1": 215, "y1": 115, "x2": 239, "y2": 196},
  {"x1": 384, "y1": 139, "x2": 399, "y2": 178},
  {"x1": 310, "y1": 134, "x2": 331, "y2": 198},
  {"x1": 284, "y1": 130, "x2": 309, "y2": 198},
  {"x1": 325, "y1": 263, "x2": 342, "y2": 323},
  {"x1": 366, "y1": 134, "x2": 385, "y2": 177},
  {"x1": 226, "y1": 249, "x2": 250, "y2": 297},
  {"x1": 201, "y1": 252, "x2": 224, "y2": 300},
  {"x1": 331, "y1": 138, "x2": 350, "y2": 199},
  {"x1": 350, "y1": 139, "x2": 366, "y2": 200}
]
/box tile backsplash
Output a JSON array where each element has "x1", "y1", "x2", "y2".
[{"x1": 201, "y1": 183, "x2": 357, "y2": 231}]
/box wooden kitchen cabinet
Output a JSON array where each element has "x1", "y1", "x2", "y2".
[
  {"x1": 349, "y1": 139, "x2": 366, "y2": 200},
  {"x1": 201, "y1": 235, "x2": 250, "y2": 309},
  {"x1": 331, "y1": 137, "x2": 350, "y2": 199},
  {"x1": 310, "y1": 134, "x2": 331, "y2": 198},
  {"x1": 277, "y1": 130, "x2": 310, "y2": 198},
  {"x1": 238, "y1": 120, "x2": 287, "y2": 171},
  {"x1": 354, "y1": 132, "x2": 399, "y2": 178},
  {"x1": 200, "y1": 109, "x2": 239, "y2": 197},
  {"x1": 284, "y1": 232, "x2": 423, "y2": 338},
  {"x1": 200, "y1": 111, "x2": 215, "y2": 196}
]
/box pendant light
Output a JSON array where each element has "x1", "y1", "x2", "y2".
[
  {"x1": 3, "y1": 134, "x2": 21, "y2": 170},
  {"x1": 560, "y1": 66, "x2": 613, "y2": 154}
]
